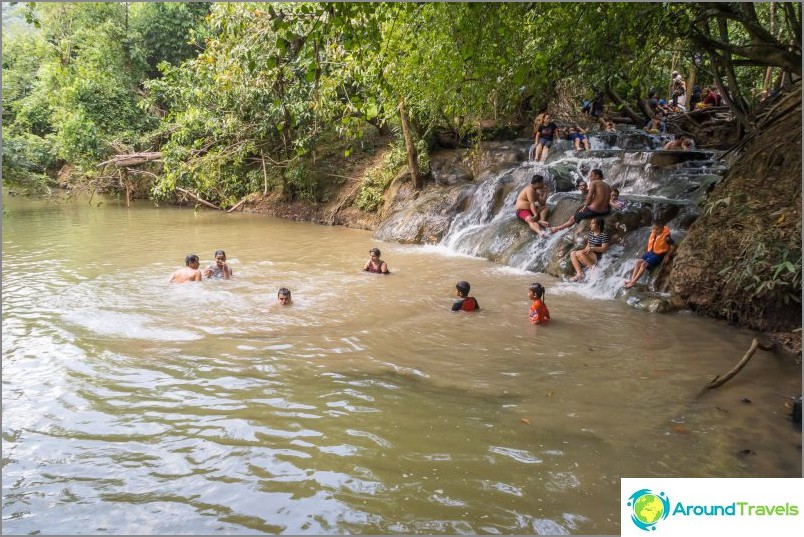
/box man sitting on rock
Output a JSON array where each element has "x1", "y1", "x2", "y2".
[
  {"x1": 515, "y1": 174, "x2": 550, "y2": 237},
  {"x1": 550, "y1": 169, "x2": 612, "y2": 233}
]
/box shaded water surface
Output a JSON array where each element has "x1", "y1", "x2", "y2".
[{"x1": 2, "y1": 196, "x2": 801, "y2": 534}]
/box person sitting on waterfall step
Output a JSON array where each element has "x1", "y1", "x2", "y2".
[
  {"x1": 568, "y1": 217, "x2": 610, "y2": 282},
  {"x1": 567, "y1": 125, "x2": 591, "y2": 151},
  {"x1": 533, "y1": 113, "x2": 560, "y2": 163},
  {"x1": 515, "y1": 175, "x2": 550, "y2": 237},
  {"x1": 364, "y1": 248, "x2": 390, "y2": 274},
  {"x1": 550, "y1": 168, "x2": 612, "y2": 233},
  {"x1": 623, "y1": 220, "x2": 676, "y2": 289},
  {"x1": 644, "y1": 114, "x2": 666, "y2": 134},
  {"x1": 170, "y1": 254, "x2": 203, "y2": 284},
  {"x1": 277, "y1": 287, "x2": 293, "y2": 305},
  {"x1": 609, "y1": 188, "x2": 625, "y2": 212},
  {"x1": 599, "y1": 116, "x2": 616, "y2": 132},
  {"x1": 663, "y1": 135, "x2": 693, "y2": 151},
  {"x1": 203, "y1": 249, "x2": 233, "y2": 279},
  {"x1": 529, "y1": 112, "x2": 547, "y2": 161},
  {"x1": 576, "y1": 179, "x2": 589, "y2": 198},
  {"x1": 528, "y1": 282, "x2": 550, "y2": 325},
  {"x1": 452, "y1": 280, "x2": 480, "y2": 312}
]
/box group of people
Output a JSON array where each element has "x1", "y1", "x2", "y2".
[
  {"x1": 449, "y1": 279, "x2": 550, "y2": 326},
  {"x1": 528, "y1": 113, "x2": 592, "y2": 163},
  {"x1": 515, "y1": 168, "x2": 675, "y2": 286},
  {"x1": 515, "y1": 168, "x2": 616, "y2": 239},
  {"x1": 169, "y1": 249, "x2": 293, "y2": 305}
]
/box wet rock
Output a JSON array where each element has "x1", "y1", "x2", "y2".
[
  {"x1": 429, "y1": 149, "x2": 473, "y2": 185},
  {"x1": 471, "y1": 141, "x2": 528, "y2": 173},
  {"x1": 374, "y1": 183, "x2": 471, "y2": 244},
  {"x1": 623, "y1": 290, "x2": 677, "y2": 313},
  {"x1": 650, "y1": 150, "x2": 714, "y2": 168}
]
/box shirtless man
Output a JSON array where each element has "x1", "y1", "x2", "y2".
[
  {"x1": 515, "y1": 174, "x2": 550, "y2": 237},
  {"x1": 550, "y1": 169, "x2": 612, "y2": 233},
  {"x1": 170, "y1": 254, "x2": 203, "y2": 284},
  {"x1": 663, "y1": 135, "x2": 692, "y2": 151}
]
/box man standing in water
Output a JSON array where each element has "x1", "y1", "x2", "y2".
[
  {"x1": 515, "y1": 175, "x2": 550, "y2": 237},
  {"x1": 550, "y1": 169, "x2": 612, "y2": 233},
  {"x1": 170, "y1": 254, "x2": 203, "y2": 283}
]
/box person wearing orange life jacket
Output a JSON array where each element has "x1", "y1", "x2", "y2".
[{"x1": 623, "y1": 220, "x2": 676, "y2": 289}]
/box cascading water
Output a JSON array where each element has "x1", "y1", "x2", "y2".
[{"x1": 438, "y1": 128, "x2": 726, "y2": 302}]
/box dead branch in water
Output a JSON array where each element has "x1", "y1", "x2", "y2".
[
  {"x1": 701, "y1": 338, "x2": 777, "y2": 393},
  {"x1": 227, "y1": 193, "x2": 253, "y2": 213},
  {"x1": 175, "y1": 187, "x2": 221, "y2": 210}
]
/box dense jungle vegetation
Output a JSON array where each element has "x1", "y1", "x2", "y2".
[{"x1": 3, "y1": 2, "x2": 800, "y2": 204}]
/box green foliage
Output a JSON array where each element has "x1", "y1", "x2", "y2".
[
  {"x1": 355, "y1": 143, "x2": 408, "y2": 212},
  {"x1": 1, "y1": 127, "x2": 59, "y2": 194},
  {"x1": 3, "y1": 1, "x2": 800, "y2": 202},
  {"x1": 129, "y1": 2, "x2": 211, "y2": 78}
]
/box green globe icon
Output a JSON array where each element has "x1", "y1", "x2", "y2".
[{"x1": 633, "y1": 494, "x2": 664, "y2": 525}]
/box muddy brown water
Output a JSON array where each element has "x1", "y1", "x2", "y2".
[{"x1": 2, "y1": 196, "x2": 801, "y2": 534}]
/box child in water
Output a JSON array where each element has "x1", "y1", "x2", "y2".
[
  {"x1": 528, "y1": 283, "x2": 550, "y2": 325},
  {"x1": 452, "y1": 280, "x2": 480, "y2": 312},
  {"x1": 363, "y1": 248, "x2": 390, "y2": 274},
  {"x1": 277, "y1": 287, "x2": 292, "y2": 305}
]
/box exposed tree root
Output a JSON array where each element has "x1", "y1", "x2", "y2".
[{"x1": 700, "y1": 338, "x2": 777, "y2": 393}]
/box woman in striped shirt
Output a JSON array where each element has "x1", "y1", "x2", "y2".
[{"x1": 569, "y1": 217, "x2": 610, "y2": 282}]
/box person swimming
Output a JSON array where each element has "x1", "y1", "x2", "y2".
[
  {"x1": 452, "y1": 280, "x2": 480, "y2": 312},
  {"x1": 203, "y1": 249, "x2": 233, "y2": 279},
  {"x1": 363, "y1": 248, "x2": 390, "y2": 274},
  {"x1": 277, "y1": 287, "x2": 292, "y2": 305}
]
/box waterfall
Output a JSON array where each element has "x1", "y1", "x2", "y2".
[{"x1": 436, "y1": 128, "x2": 724, "y2": 300}]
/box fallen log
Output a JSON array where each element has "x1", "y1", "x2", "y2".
[
  {"x1": 97, "y1": 152, "x2": 163, "y2": 168},
  {"x1": 175, "y1": 187, "x2": 221, "y2": 210},
  {"x1": 227, "y1": 193, "x2": 253, "y2": 213}
]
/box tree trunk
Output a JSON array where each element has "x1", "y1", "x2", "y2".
[
  {"x1": 604, "y1": 85, "x2": 645, "y2": 124},
  {"x1": 398, "y1": 100, "x2": 423, "y2": 190}
]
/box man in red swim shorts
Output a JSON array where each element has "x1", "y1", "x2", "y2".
[{"x1": 515, "y1": 174, "x2": 550, "y2": 237}]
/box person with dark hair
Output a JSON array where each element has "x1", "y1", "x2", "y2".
[
  {"x1": 644, "y1": 113, "x2": 666, "y2": 134},
  {"x1": 591, "y1": 90, "x2": 604, "y2": 118},
  {"x1": 528, "y1": 283, "x2": 550, "y2": 325},
  {"x1": 277, "y1": 288, "x2": 292, "y2": 305},
  {"x1": 609, "y1": 188, "x2": 625, "y2": 212},
  {"x1": 623, "y1": 220, "x2": 676, "y2": 289},
  {"x1": 363, "y1": 248, "x2": 390, "y2": 274},
  {"x1": 452, "y1": 280, "x2": 480, "y2": 312},
  {"x1": 533, "y1": 112, "x2": 560, "y2": 163},
  {"x1": 203, "y1": 249, "x2": 233, "y2": 279},
  {"x1": 689, "y1": 85, "x2": 702, "y2": 110},
  {"x1": 567, "y1": 125, "x2": 591, "y2": 151},
  {"x1": 568, "y1": 217, "x2": 610, "y2": 282},
  {"x1": 515, "y1": 175, "x2": 550, "y2": 237},
  {"x1": 577, "y1": 180, "x2": 589, "y2": 197},
  {"x1": 704, "y1": 85, "x2": 722, "y2": 106},
  {"x1": 170, "y1": 254, "x2": 203, "y2": 284},
  {"x1": 550, "y1": 169, "x2": 612, "y2": 233},
  {"x1": 646, "y1": 89, "x2": 659, "y2": 115}
]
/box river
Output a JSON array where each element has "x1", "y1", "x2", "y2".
[{"x1": 2, "y1": 194, "x2": 801, "y2": 534}]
